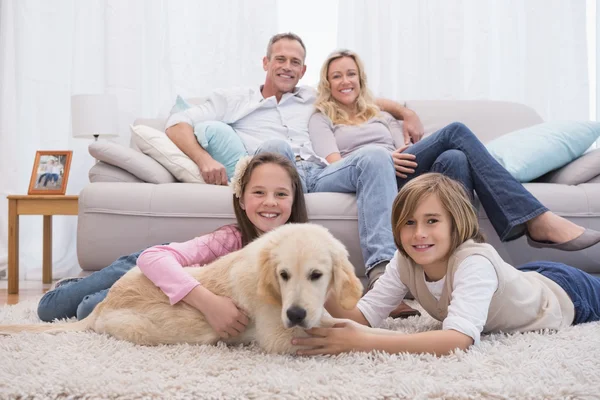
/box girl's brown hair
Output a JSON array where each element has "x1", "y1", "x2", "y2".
[
  {"x1": 233, "y1": 153, "x2": 308, "y2": 245},
  {"x1": 391, "y1": 173, "x2": 485, "y2": 259},
  {"x1": 315, "y1": 49, "x2": 381, "y2": 125}
]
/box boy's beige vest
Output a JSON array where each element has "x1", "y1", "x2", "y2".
[{"x1": 398, "y1": 240, "x2": 574, "y2": 334}]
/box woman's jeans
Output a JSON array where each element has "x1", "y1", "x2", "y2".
[
  {"x1": 37, "y1": 248, "x2": 148, "y2": 321},
  {"x1": 517, "y1": 261, "x2": 600, "y2": 324},
  {"x1": 398, "y1": 122, "x2": 548, "y2": 241}
]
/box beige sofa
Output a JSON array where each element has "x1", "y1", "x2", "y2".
[{"x1": 77, "y1": 100, "x2": 600, "y2": 280}]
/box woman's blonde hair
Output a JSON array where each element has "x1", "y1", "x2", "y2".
[
  {"x1": 315, "y1": 49, "x2": 380, "y2": 125},
  {"x1": 391, "y1": 173, "x2": 485, "y2": 259}
]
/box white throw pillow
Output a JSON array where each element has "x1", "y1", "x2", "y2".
[{"x1": 130, "y1": 124, "x2": 205, "y2": 183}]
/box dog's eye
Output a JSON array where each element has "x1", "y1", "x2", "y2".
[
  {"x1": 309, "y1": 271, "x2": 322, "y2": 281},
  {"x1": 280, "y1": 271, "x2": 289, "y2": 281}
]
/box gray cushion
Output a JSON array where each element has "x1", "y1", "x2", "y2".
[
  {"x1": 89, "y1": 161, "x2": 143, "y2": 183},
  {"x1": 88, "y1": 141, "x2": 176, "y2": 184},
  {"x1": 537, "y1": 148, "x2": 600, "y2": 185}
]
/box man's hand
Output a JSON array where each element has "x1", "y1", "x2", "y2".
[
  {"x1": 373, "y1": 98, "x2": 424, "y2": 144},
  {"x1": 392, "y1": 145, "x2": 418, "y2": 179},
  {"x1": 199, "y1": 158, "x2": 228, "y2": 186},
  {"x1": 402, "y1": 110, "x2": 424, "y2": 144},
  {"x1": 166, "y1": 123, "x2": 228, "y2": 185},
  {"x1": 292, "y1": 322, "x2": 368, "y2": 356}
]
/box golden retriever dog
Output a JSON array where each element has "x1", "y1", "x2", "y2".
[{"x1": 0, "y1": 223, "x2": 364, "y2": 354}]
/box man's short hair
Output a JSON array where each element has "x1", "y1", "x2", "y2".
[{"x1": 266, "y1": 32, "x2": 306, "y2": 61}]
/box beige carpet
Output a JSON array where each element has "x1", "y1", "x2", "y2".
[{"x1": 1, "y1": 299, "x2": 599, "y2": 400}]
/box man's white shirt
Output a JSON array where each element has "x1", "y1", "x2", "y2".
[
  {"x1": 165, "y1": 86, "x2": 325, "y2": 165},
  {"x1": 357, "y1": 251, "x2": 499, "y2": 345}
]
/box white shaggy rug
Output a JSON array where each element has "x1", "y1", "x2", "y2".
[{"x1": 1, "y1": 300, "x2": 600, "y2": 400}]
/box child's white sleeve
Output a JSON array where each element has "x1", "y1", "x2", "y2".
[
  {"x1": 357, "y1": 252, "x2": 409, "y2": 328},
  {"x1": 443, "y1": 255, "x2": 498, "y2": 345}
]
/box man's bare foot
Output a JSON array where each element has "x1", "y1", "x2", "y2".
[{"x1": 526, "y1": 211, "x2": 584, "y2": 244}]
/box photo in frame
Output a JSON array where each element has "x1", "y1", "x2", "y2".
[{"x1": 28, "y1": 150, "x2": 73, "y2": 195}]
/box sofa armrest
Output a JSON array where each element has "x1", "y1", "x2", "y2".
[
  {"x1": 88, "y1": 141, "x2": 176, "y2": 184},
  {"x1": 537, "y1": 148, "x2": 600, "y2": 185}
]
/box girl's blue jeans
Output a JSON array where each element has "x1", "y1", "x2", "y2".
[{"x1": 37, "y1": 248, "x2": 149, "y2": 321}]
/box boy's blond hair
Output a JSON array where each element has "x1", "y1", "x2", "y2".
[{"x1": 391, "y1": 173, "x2": 485, "y2": 258}]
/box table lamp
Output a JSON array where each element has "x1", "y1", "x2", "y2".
[{"x1": 71, "y1": 94, "x2": 119, "y2": 142}]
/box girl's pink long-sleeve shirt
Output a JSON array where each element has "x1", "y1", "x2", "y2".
[{"x1": 137, "y1": 224, "x2": 243, "y2": 304}]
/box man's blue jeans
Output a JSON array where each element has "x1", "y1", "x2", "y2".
[
  {"x1": 398, "y1": 122, "x2": 547, "y2": 241},
  {"x1": 37, "y1": 248, "x2": 148, "y2": 321},
  {"x1": 255, "y1": 122, "x2": 547, "y2": 274},
  {"x1": 255, "y1": 141, "x2": 399, "y2": 271}
]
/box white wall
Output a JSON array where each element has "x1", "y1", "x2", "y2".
[{"x1": 277, "y1": 0, "x2": 338, "y2": 87}]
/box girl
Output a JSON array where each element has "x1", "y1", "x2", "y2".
[
  {"x1": 292, "y1": 173, "x2": 600, "y2": 356},
  {"x1": 38, "y1": 152, "x2": 308, "y2": 338},
  {"x1": 308, "y1": 49, "x2": 600, "y2": 316}
]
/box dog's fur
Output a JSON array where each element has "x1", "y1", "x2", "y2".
[{"x1": 0, "y1": 224, "x2": 365, "y2": 354}]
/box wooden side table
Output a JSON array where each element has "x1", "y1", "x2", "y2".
[{"x1": 7, "y1": 195, "x2": 79, "y2": 294}]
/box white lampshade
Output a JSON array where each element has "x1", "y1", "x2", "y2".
[{"x1": 71, "y1": 94, "x2": 119, "y2": 139}]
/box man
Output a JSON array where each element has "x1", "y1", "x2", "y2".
[{"x1": 166, "y1": 33, "x2": 423, "y2": 317}]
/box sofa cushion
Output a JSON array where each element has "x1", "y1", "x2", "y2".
[
  {"x1": 486, "y1": 121, "x2": 600, "y2": 182},
  {"x1": 537, "y1": 148, "x2": 600, "y2": 185},
  {"x1": 89, "y1": 161, "x2": 144, "y2": 183},
  {"x1": 130, "y1": 124, "x2": 205, "y2": 183},
  {"x1": 406, "y1": 100, "x2": 544, "y2": 143},
  {"x1": 88, "y1": 141, "x2": 176, "y2": 184}
]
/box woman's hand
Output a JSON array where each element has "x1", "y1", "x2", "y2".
[
  {"x1": 292, "y1": 322, "x2": 369, "y2": 356},
  {"x1": 402, "y1": 110, "x2": 425, "y2": 144},
  {"x1": 392, "y1": 145, "x2": 418, "y2": 178},
  {"x1": 184, "y1": 286, "x2": 249, "y2": 339}
]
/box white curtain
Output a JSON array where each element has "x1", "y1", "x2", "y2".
[
  {"x1": 0, "y1": 0, "x2": 278, "y2": 280},
  {"x1": 338, "y1": 0, "x2": 589, "y2": 121}
]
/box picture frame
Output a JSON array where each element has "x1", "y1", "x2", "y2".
[{"x1": 28, "y1": 150, "x2": 73, "y2": 195}]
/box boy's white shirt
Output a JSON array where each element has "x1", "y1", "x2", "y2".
[{"x1": 357, "y1": 251, "x2": 498, "y2": 345}]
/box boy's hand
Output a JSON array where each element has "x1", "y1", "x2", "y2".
[{"x1": 292, "y1": 322, "x2": 367, "y2": 356}]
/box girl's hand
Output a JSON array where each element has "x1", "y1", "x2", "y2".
[
  {"x1": 292, "y1": 322, "x2": 368, "y2": 356},
  {"x1": 202, "y1": 292, "x2": 249, "y2": 339},
  {"x1": 392, "y1": 145, "x2": 418, "y2": 178},
  {"x1": 186, "y1": 286, "x2": 249, "y2": 339}
]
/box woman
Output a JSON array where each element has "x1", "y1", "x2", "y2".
[{"x1": 308, "y1": 49, "x2": 600, "y2": 296}]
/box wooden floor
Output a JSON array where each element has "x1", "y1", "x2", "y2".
[{"x1": 0, "y1": 280, "x2": 52, "y2": 305}]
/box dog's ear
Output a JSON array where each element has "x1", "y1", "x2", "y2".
[
  {"x1": 330, "y1": 240, "x2": 363, "y2": 310},
  {"x1": 257, "y1": 242, "x2": 282, "y2": 306}
]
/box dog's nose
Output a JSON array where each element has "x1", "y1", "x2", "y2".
[{"x1": 286, "y1": 306, "x2": 307, "y2": 326}]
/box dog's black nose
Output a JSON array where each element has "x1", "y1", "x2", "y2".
[{"x1": 286, "y1": 306, "x2": 307, "y2": 325}]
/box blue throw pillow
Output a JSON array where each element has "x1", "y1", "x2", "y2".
[
  {"x1": 486, "y1": 121, "x2": 600, "y2": 182},
  {"x1": 169, "y1": 95, "x2": 248, "y2": 180}
]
